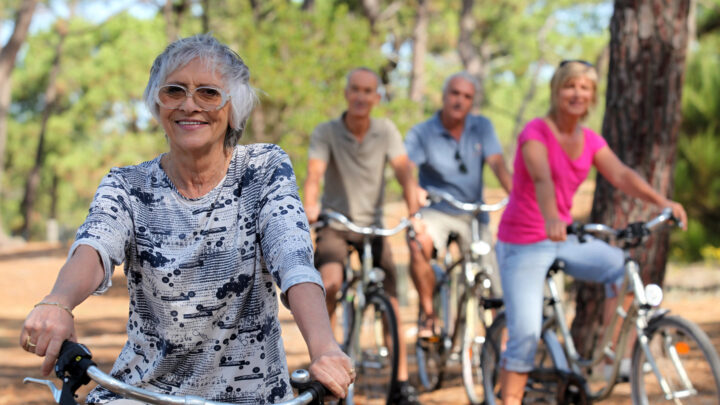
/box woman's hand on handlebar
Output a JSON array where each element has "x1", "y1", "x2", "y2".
[
  {"x1": 663, "y1": 199, "x2": 688, "y2": 231},
  {"x1": 20, "y1": 298, "x2": 77, "y2": 376},
  {"x1": 308, "y1": 345, "x2": 355, "y2": 400},
  {"x1": 546, "y1": 218, "x2": 567, "y2": 242}
]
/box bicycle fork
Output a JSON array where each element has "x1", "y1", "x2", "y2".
[{"x1": 629, "y1": 261, "x2": 696, "y2": 403}]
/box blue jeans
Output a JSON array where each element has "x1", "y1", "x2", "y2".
[{"x1": 496, "y1": 235, "x2": 624, "y2": 372}]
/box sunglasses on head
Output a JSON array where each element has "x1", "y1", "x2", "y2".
[{"x1": 559, "y1": 60, "x2": 594, "y2": 68}]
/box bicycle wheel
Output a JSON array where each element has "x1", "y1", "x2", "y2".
[
  {"x1": 336, "y1": 291, "x2": 354, "y2": 351},
  {"x1": 481, "y1": 312, "x2": 564, "y2": 405},
  {"x1": 415, "y1": 264, "x2": 450, "y2": 392},
  {"x1": 415, "y1": 312, "x2": 445, "y2": 391},
  {"x1": 461, "y1": 291, "x2": 486, "y2": 404},
  {"x1": 349, "y1": 291, "x2": 399, "y2": 405},
  {"x1": 631, "y1": 315, "x2": 720, "y2": 404}
]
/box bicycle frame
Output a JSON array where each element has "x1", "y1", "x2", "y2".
[
  {"x1": 426, "y1": 191, "x2": 506, "y2": 352},
  {"x1": 542, "y1": 209, "x2": 691, "y2": 401},
  {"x1": 434, "y1": 215, "x2": 494, "y2": 354},
  {"x1": 343, "y1": 232, "x2": 387, "y2": 382},
  {"x1": 316, "y1": 211, "x2": 410, "y2": 404}
]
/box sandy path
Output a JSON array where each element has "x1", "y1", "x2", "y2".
[{"x1": 2, "y1": 239, "x2": 719, "y2": 404}]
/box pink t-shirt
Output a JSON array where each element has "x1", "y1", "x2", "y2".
[{"x1": 498, "y1": 118, "x2": 607, "y2": 244}]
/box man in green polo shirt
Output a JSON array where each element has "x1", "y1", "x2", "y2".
[{"x1": 303, "y1": 67, "x2": 422, "y2": 405}]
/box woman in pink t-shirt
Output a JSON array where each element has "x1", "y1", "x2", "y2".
[{"x1": 495, "y1": 61, "x2": 688, "y2": 405}]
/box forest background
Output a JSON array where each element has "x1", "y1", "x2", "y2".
[{"x1": 1, "y1": 0, "x2": 719, "y2": 263}]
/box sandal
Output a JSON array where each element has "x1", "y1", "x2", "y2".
[{"x1": 417, "y1": 313, "x2": 442, "y2": 339}]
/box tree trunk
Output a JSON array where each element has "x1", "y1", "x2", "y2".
[
  {"x1": 408, "y1": 0, "x2": 428, "y2": 103},
  {"x1": 457, "y1": 0, "x2": 489, "y2": 108},
  {"x1": 19, "y1": 18, "x2": 70, "y2": 238},
  {"x1": 164, "y1": 0, "x2": 176, "y2": 42},
  {"x1": 249, "y1": 106, "x2": 267, "y2": 143},
  {"x1": 301, "y1": 0, "x2": 314, "y2": 11},
  {"x1": 510, "y1": 17, "x2": 555, "y2": 153},
  {"x1": 201, "y1": 0, "x2": 210, "y2": 33},
  {"x1": 571, "y1": 0, "x2": 691, "y2": 358},
  {"x1": 164, "y1": 0, "x2": 188, "y2": 42},
  {"x1": 360, "y1": 0, "x2": 380, "y2": 34},
  {"x1": 0, "y1": 0, "x2": 38, "y2": 239}
]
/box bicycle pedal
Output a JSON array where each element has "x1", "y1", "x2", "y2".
[{"x1": 421, "y1": 335, "x2": 441, "y2": 343}]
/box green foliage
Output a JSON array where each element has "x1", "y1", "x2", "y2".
[
  {"x1": 3, "y1": 12, "x2": 167, "y2": 237},
  {"x1": 0, "y1": 0, "x2": 654, "y2": 241},
  {"x1": 672, "y1": 35, "x2": 720, "y2": 261},
  {"x1": 672, "y1": 130, "x2": 720, "y2": 261}
]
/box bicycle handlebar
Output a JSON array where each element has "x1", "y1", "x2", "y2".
[
  {"x1": 25, "y1": 341, "x2": 329, "y2": 405},
  {"x1": 315, "y1": 211, "x2": 411, "y2": 237},
  {"x1": 426, "y1": 189, "x2": 508, "y2": 213},
  {"x1": 567, "y1": 207, "x2": 679, "y2": 245}
]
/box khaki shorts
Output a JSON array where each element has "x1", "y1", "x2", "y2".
[
  {"x1": 314, "y1": 226, "x2": 397, "y2": 297},
  {"x1": 419, "y1": 207, "x2": 501, "y2": 295}
]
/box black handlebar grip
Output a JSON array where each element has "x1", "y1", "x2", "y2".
[
  {"x1": 55, "y1": 341, "x2": 95, "y2": 405},
  {"x1": 290, "y1": 374, "x2": 330, "y2": 405},
  {"x1": 306, "y1": 381, "x2": 330, "y2": 405},
  {"x1": 669, "y1": 213, "x2": 684, "y2": 230},
  {"x1": 566, "y1": 222, "x2": 582, "y2": 235}
]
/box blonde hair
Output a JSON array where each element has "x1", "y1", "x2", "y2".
[{"x1": 548, "y1": 61, "x2": 598, "y2": 120}]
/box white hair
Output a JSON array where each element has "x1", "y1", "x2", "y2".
[
  {"x1": 442, "y1": 72, "x2": 479, "y2": 97},
  {"x1": 345, "y1": 67, "x2": 381, "y2": 91},
  {"x1": 143, "y1": 34, "x2": 258, "y2": 148}
]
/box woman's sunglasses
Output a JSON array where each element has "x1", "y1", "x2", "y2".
[{"x1": 559, "y1": 60, "x2": 594, "y2": 68}]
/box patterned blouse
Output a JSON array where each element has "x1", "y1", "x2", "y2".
[{"x1": 72, "y1": 144, "x2": 322, "y2": 404}]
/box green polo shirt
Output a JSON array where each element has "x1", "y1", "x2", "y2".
[{"x1": 308, "y1": 113, "x2": 405, "y2": 227}]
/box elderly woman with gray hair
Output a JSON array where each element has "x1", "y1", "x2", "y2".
[{"x1": 19, "y1": 34, "x2": 353, "y2": 404}]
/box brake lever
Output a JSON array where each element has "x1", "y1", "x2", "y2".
[
  {"x1": 55, "y1": 341, "x2": 96, "y2": 405},
  {"x1": 23, "y1": 377, "x2": 62, "y2": 403}
]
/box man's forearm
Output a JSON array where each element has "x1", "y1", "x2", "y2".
[{"x1": 488, "y1": 155, "x2": 513, "y2": 195}]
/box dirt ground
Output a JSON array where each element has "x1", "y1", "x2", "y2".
[{"x1": 2, "y1": 190, "x2": 719, "y2": 404}]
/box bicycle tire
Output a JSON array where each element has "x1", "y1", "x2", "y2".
[
  {"x1": 336, "y1": 290, "x2": 354, "y2": 352},
  {"x1": 461, "y1": 289, "x2": 485, "y2": 404},
  {"x1": 346, "y1": 291, "x2": 399, "y2": 405},
  {"x1": 461, "y1": 265, "x2": 503, "y2": 405},
  {"x1": 481, "y1": 312, "x2": 564, "y2": 405},
  {"x1": 630, "y1": 314, "x2": 720, "y2": 404}
]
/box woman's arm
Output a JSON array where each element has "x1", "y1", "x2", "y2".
[
  {"x1": 594, "y1": 147, "x2": 688, "y2": 228},
  {"x1": 287, "y1": 283, "x2": 354, "y2": 399},
  {"x1": 522, "y1": 140, "x2": 567, "y2": 241},
  {"x1": 20, "y1": 244, "x2": 105, "y2": 375}
]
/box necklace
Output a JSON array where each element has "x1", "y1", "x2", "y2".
[{"x1": 162, "y1": 151, "x2": 232, "y2": 199}]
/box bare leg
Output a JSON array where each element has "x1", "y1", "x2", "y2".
[
  {"x1": 320, "y1": 262, "x2": 343, "y2": 333},
  {"x1": 408, "y1": 232, "x2": 436, "y2": 324},
  {"x1": 500, "y1": 369, "x2": 528, "y2": 405}
]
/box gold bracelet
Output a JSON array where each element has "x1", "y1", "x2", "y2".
[{"x1": 34, "y1": 301, "x2": 74, "y2": 319}]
